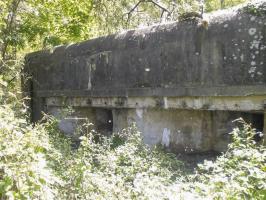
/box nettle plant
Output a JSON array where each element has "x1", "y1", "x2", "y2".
[
  {"x1": 191, "y1": 118, "x2": 266, "y2": 200},
  {"x1": 57, "y1": 123, "x2": 185, "y2": 200},
  {"x1": 0, "y1": 105, "x2": 61, "y2": 199},
  {"x1": 0, "y1": 83, "x2": 66, "y2": 199},
  {"x1": 1, "y1": 80, "x2": 265, "y2": 200}
]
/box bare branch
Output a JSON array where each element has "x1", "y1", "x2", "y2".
[
  {"x1": 148, "y1": 0, "x2": 170, "y2": 15},
  {"x1": 128, "y1": 0, "x2": 144, "y2": 16},
  {"x1": 123, "y1": 0, "x2": 144, "y2": 27},
  {"x1": 160, "y1": 10, "x2": 165, "y2": 19},
  {"x1": 123, "y1": 0, "x2": 172, "y2": 26}
]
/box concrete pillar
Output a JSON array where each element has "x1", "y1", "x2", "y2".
[
  {"x1": 126, "y1": 108, "x2": 213, "y2": 153},
  {"x1": 112, "y1": 109, "x2": 129, "y2": 133}
]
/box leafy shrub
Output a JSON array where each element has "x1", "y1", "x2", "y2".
[
  {"x1": 190, "y1": 118, "x2": 266, "y2": 199},
  {"x1": 57, "y1": 123, "x2": 185, "y2": 200},
  {"x1": 0, "y1": 105, "x2": 62, "y2": 199},
  {"x1": 0, "y1": 95, "x2": 185, "y2": 200},
  {"x1": 1, "y1": 81, "x2": 266, "y2": 200},
  {"x1": 0, "y1": 80, "x2": 66, "y2": 199}
]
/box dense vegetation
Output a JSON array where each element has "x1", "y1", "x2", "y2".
[
  {"x1": 0, "y1": 0, "x2": 265, "y2": 199},
  {"x1": 0, "y1": 90, "x2": 265, "y2": 199}
]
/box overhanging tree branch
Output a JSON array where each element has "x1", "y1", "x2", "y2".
[
  {"x1": 123, "y1": 0, "x2": 144, "y2": 26},
  {"x1": 123, "y1": 0, "x2": 171, "y2": 26},
  {"x1": 149, "y1": 0, "x2": 170, "y2": 14}
]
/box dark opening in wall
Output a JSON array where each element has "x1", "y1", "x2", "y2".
[
  {"x1": 246, "y1": 112, "x2": 264, "y2": 142},
  {"x1": 213, "y1": 111, "x2": 264, "y2": 152},
  {"x1": 234, "y1": 112, "x2": 264, "y2": 142},
  {"x1": 95, "y1": 108, "x2": 113, "y2": 136}
]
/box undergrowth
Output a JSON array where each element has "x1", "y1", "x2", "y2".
[
  {"x1": 188, "y1": 119, "x2": 266, "y2": 200},
  {"x1": 0, "y1": 83, "x2": 265, "y2": 199}
]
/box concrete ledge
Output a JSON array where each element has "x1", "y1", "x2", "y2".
[
  {"x1": 36, "y1": 85, "x2": 266, "y2": 98},
  {"x1": 45, "y1": 95, "x2": 266, "y2": 112}
]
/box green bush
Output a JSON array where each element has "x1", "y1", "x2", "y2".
[
  {"x1": 56, "y1": 123, "x2": 184, "y2": 199},
  {"x1": 190, "y1": 118, "x2": 266, "y2": 199},
  {"x1": 0, "y1": 83, "x2": 265, "y2": 200},
  {"x1": 0, "y1": 105, "x2": 62, "y2": 199}
]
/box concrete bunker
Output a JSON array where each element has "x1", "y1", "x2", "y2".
[
  {"x1": 43, "y1": 102, "x2": 266, "y2": 152},
  {"x1": 23, "y1": 1, "x2": 266, "y2": 153}
]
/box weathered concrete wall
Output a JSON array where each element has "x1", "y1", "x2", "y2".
[
  {"x1": 113, "y1": 108, "x2": 213, "y2": 152},
  {"x1": 24, "y1": 0, "x2": 266, "y2": 153}
]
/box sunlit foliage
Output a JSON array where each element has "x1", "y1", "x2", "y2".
[{"x1": 0, "y1": 87, "x2": 265, "y2": 199}]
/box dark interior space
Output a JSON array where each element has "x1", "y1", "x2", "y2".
[
  {"x1": 95, "y1": 108, "x2": 113, "y2": 136},
  {"x1": 246, "y1": 113, "x2": 264, "y2": 142},
  {"x1": 233, "y1": 112, "x2": 264, "y2": 142}
]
